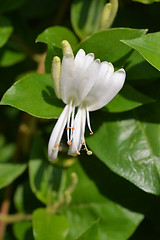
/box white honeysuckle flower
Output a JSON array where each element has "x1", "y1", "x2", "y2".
[{"x1": 48, "y1": 40, "x2": 126, "y2": 162}]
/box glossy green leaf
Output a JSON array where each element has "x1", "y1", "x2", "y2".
[
  {"x1": 0, "y1": 163, "x2": 27, "y2": 189},
  {"x1": 64, "y1": 161, "x2": 144, "y2": 240},
  {"x1": 0, "y1": 73, "x2": 63, "y2": 119},
  {"x1": 125, "y1": 50, "x2": 160, "y2": 83},
  {"x1": 33, "y1": 208, "x2": 69, "y2": 240},
  {"x1": 105, "y1": 83, "x2": 155, "y2": 112},
  {"x1": 71, "y1": 0, "x2": 106, "y2": 39},
  {"x1": 76, "y1": 28, "x2": 147, "y2": 65},
  {"x1": 0, "y1": 48, "x2": 25, "y2": 67},
  {"x1": 29, "y1": 135, "x2": 65, "y2": 204},
  {"x1": 77, "y1": 220, "x2": 99, "y2": 240},
  {"x1": 13, "y1": 221, "x2": 34, "y2": 240},
  {"x1": 121, "y1": 32, "x2": 160, "y2": 71},
  {"x1": 0, "y1": 17, "x2": 13, "y2": 48},
  {"x1": 36, "y1": 26, "x2": 78, "y2": 48},
  {"x1": 87, "y1": 103, "x2": 160, "y2": 195},
  {"x1": 0, "y1": 0, "x2": 26, "y2": 13}
]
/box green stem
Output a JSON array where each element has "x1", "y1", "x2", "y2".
[
  {"x1": 0, "y1": 213, "x2": 32, "y2": 224},
  {"x1": 48, "y1": 172, "x2": 78, "y2": 214}
]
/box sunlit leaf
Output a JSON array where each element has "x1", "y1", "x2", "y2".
[
  {"x1": 121, "y1": 32, "x2": 160, "y2": 71},
  {"x1": 76, "y1": 28, "x2": 147, "y2": 66},
  {"x1": 0, "y1": 73, "x2": 64, "y2": 119},
  {"x1": 36, "y1": 26, "x2": 78, "y2": 48}
]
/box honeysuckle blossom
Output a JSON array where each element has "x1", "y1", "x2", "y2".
[{"x1": 48, "y1": 40, "x2": 126, "y2": 162}]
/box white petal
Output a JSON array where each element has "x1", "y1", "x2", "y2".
[
  {"x1": 60, "y1": 49, "x2": 98, "y2": 106},
  {"x1": 83, "y1": 64, "x2": 125, "y2": 111},
  {"x1": 48, "y1": 104, "x2": 70, "y2": 161},
  {"x1": 68, "y1": 108, "x2": 86, "y2": 156},
  {"x1": 60, "y1": 53, "x2": 74, "y2": 104},
  {"x1": 73, "y1": 58, "x2": 101, "y2": 106}
]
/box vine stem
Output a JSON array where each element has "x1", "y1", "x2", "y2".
[{"x1": 0, "y1": 213, "x2": 32, "y2": 224}]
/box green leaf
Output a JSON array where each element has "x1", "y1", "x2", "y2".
[
  {"x1": 0, "y1": 48, "x2": 25, "y2": 67},
  {"x1": 87, "y1": 103, "x2": 160, "y2": 195},
  {"x1": 0, "y1": 0, "x2": 26, "y2": 13},
  {"x1": 105, "y1": 83, "x2": 155, "y2": 112},
  {"x1": 13, "y1": 221, "x2": 34, "y2": 240},
  {"x1": 64, "y1": 161, "x2": 144, "y2": 240},
  {"x1": 0, "y1": 73, "x2": 63, "y2": 119},
  {"x1": 0, "y1": 134, "x2": 15, "y2": 162},
  {"x1": 0, "y1": 163, "x2": 27, "y2": 189},
  {"x1": 29, "y1": 135, "x2": 65, "y2": 204},
  {"x1": 121, "y1": 32, "x2": 160, "y2": 71},
  {"x1": 75, "y1": 28, "x2": 147, "y2": 66},
  {"x1": 33, "y1": 208, "x2": 69, "y2": 240},
  {"x1": 125, "y1": 50, "x2": 160, "y2": 83},
  {"x1": 14, "y1": 180, "x2": 43, "y2": 212},
  {"x1": 0, "y1": 17, "x2": 13, "y2": 48},
  {"x1": 76, "y1": 220, "x2": 99, "y2": 240},
  {"x1": 71, "y1": 0, "x2": 106, "y2": 39},
  {"x1": 132, "y1": 0, "x2": 160, "y2": 4},
  {"x1": 36, "y1": 26, "x2": 78, "y2": 48}
]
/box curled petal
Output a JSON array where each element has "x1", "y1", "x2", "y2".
[
  {"x1": 83, "y1": 63, "x2": 125, "y2": 111},
  {"x1": 48, "y1": 104, "x2": 70, "y2": 161},
  {"x1": 61, "y1": 49, "x2": 98, "y2": 106},
  {"x1": 60, "y1": 53, "x2": 74, "y2": 104}
]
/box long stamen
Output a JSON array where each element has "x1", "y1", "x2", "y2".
[
  {"x1": 86, "y1": 108, "x2": 93, "y2": 135},
  {"x1": 81, "y1": 139, "x2": 92, "y2": 156},
  {"x1": 66, "y1": 102, "x2": 73, "y2": 144},
  {"x1": 70, "y1": 106, "x2": 75, "y2": 142}
]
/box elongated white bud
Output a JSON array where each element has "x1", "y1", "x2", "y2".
[
  {"x1": 51, "y1": 56, "x2": 61, "y2": 99},
  {"x1": 61, "y1": 40, "x2": 74, "y2": 57}
]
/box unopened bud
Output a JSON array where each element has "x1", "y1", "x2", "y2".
[
  {"x1": 51, "y1": 56, "x2": 61, "y2": 99},
  {"x1": 61, "y1": 40, "x2": 74, "y2": 57}
]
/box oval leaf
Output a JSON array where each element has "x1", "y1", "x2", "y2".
[
  {"x1": 33, "y1": 208, "x2": 69, "y2": 240},
  {"x1": 87, "y1": 103, "x2": 160, "y2": 195},
  {"x1": 0, "y1": 163, "x2": 27, "y2": 189},
  {"x1": 121, "y1": 32, "x2": 160, "y2": 71},
  {"x1": 75, "y1": 28, "x2": 147, "y2": 65},
  {"x1": 0, "y1": 73, "x2": 63, "y2": 119},
  {"x1": 36, "y1": 26, "x2": 78, "y2": 48}
]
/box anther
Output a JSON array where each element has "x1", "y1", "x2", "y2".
[
  {"x1": 76, "y1": 151, "x2": 80, "y2": 155},
  {"x1": 55, "y1": 143, "x2": 60, "y2": 148},
  {"x1": 67, "y1": 141, "x2": 72, "y2": 146},
  {"x1": 67, "y1": 127, "x2": 75, "y2": 130},
  {"x1": 90, "y1": 131, "x2": 93, "y2": 135},
  {"x1": 81, "y1": 139, "x2": 84, "y2": 145}
]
